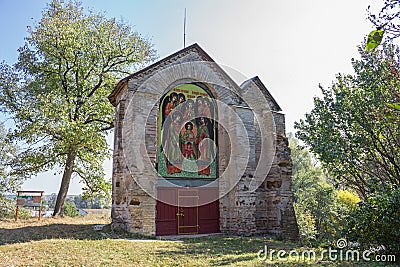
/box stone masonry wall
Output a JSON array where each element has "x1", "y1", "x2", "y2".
[
  {"x1": 254, "y1": 112, "x2": 299, "y2": 240},
  {"x1": 218, "y1": 79, "x2": 299, "y2": 240}
]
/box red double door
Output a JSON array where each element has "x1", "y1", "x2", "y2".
[{"x1": 156, "y1": 187, "x2": 219, "y2": 235}]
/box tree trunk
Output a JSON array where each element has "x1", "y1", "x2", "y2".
[{"x1": 53, "y1": 147, "x2": 77, "y2": 216}]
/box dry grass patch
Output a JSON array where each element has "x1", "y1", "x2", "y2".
[
  {"x1": 0, "y1": 216, "x2": 110, "y2": 245},
  {"x1": 0, "y1": 217, "x2": 393, "y2": 266}
]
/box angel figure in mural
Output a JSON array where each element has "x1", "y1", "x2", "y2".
[
  {"x1": 196, "y1": 96, "x2": 212, "y2": 118},
  {"x1": 163, "y1": 110, "x2": 183, "y2": 174},
  {"x1": 183, "y1": 99, "x2": 196, "y2": 123},
  {"x1": 163, "y1": 92, "x2": 178, "y2": 121},
  {"x1": 180, "y1": 121, "x2": 196, "y2": 160},
  {"x1": 202, "y1": 97, "x2": 212, "y2": 118},
  {"x1": 196, "y1": 96, "x2": 204, "y2": 117},
  {"x1": 196, "y1": 117, "x2": 213, "y2": 175},
  {"x1": 178, "y1": 93, "x2": 186, "y2": 108}
]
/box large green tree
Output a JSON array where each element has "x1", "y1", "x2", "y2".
[
  {"x1": 0, "y1": 123, "x2": 22, "y2": 195},
  {"x1": 0, "y1": 0, "x2": 156, "y2": 215},
  {"x1": 295, "y1": 43, "x2": 400, "y2": 198}
]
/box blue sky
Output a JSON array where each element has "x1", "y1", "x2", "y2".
[{"x1": 0, "y1": 0, "x2": 374, "y2": 194}]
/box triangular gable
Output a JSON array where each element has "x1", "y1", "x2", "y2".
[
  {"x1": 108, "y1": 43, "x2": 241, "y2": 106},
  {"x1": 240, "y1": 76, "x2": 282, "y2": 112}
]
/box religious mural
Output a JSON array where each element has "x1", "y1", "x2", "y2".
[{"x1": 158, "y1": 83, "x2": 217, "y2": 178}]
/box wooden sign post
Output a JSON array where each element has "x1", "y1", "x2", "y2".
[{"x1": 15, "y1": 190, "x2": 44, "y2": 221}]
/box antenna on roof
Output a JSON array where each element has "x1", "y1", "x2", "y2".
[{"x1": 183, "y1": 8, "x2": 187, "y2": 48}]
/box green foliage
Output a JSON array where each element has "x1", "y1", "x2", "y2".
[
  {"x1": 367, "y1": 1, "x2": 400, "y2": 44},
  {"x1": 63, "y1": 201, "x2": 80, "y2": 217},
  {"x1": 0, "y1": 0, "x2": 156, "y2": 213},
  {"x1": 295, "y1": 43, "x2": 400, "y2": 197},
  {"x1": 16, "y1": 207, "x2": 32, "y2": 220},
  {"x1": 47, "y1": 193, "x2": 57, "y2": 209},
  {"x1": 289, "y1": 135, "x2": 359, "y2": 245},
  {"x1": 0, "y1": 197, "x2": 15, "y2": 219},
  {"x1": 0, "y1": 197, "x2": 30, "y2": 219},
  {"x1": 295, "y1": 176, "x2": 342, "y2": 243},
  {"x1": 293, "y1": 203, "x2": 317, "y2": 245},
  {"x1": 73, "y1": 194, "x2": 110, "y2": 209},
  {"x1": 73, "y1": 195, "x2": 88, "y2": 209},
  {"x1": 366, "y1": 29, "x2": 384, "y2": 50},
  {"x1": 345, "y1": 188, "x2": 400, "y2": 258},
  {"x1": 80, "y1": 176, "x2": 111, "y2": 207},
  {"x1": 334, "y1": 189, "x2": 360, "y2": 237},
  {"x1": 337, "y1": 189, "x2": 360, "y2": 210},
  {"x1": 0, "y1": 123, "x2": 25, "y2": 218},
  {"x1": 294, "y1": 40, "x2": 400, "y2": 256},
  {"x1": 388, "y1": 102, "x2": 400, "y2": 111},
  {"x1": 0, "y1": 123, "x2": 23, "y2": 194}
]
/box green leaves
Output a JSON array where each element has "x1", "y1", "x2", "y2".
[
  {"x1": 344, "y1": 188, "x2": 400, "y2": 257},
  {"x1": 295, "y1": 43, "x2": 400, "y2": 197},
  {"x1": 0, "y1": 0, "x2": 156, "y2": 204},
  {"x1": 365, "y1": 29, "x2": 384, "y2": 50},
  {"x1": 0, "y1": 123, "x2": 24, "y2": 196},
  {"x1": 289, "y1": 135, "x2": 358, "y2": 244},
  {"x1": 388, "y1": 102, "x2": 400, "y2": 111}
]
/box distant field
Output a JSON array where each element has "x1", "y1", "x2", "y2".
[
  {"x1": 0, "y1": 217, "x2": 392, "y2": 266},
  {"x1": 83, "y1": 208, "x2": 111, "y2": 216}
]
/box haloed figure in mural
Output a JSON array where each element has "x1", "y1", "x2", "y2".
[
  {"x1": 202, "y1": 98, "x2": 212, "y2": 118},
  {"x1": 196, "y1": 117, "x2": 213, "y2": 175},
  {"x1": 163, "y1": 92, "x2": 178, "y2": 120},
  {"x1": 183, "y1": 99, "x2": 195, "y2": 122},
  {"x1": 180, "y1": 122, "x2": 196, "y2": 160},
  {"x1": 196, "y1": 96, "x2": 212, "y2": 118},
  {"x1": 178, "y1": 93, "x2": 186, "y2": 108},
  {"x1": 164, "y1": 111, "x2": 183, "y2": 174}
]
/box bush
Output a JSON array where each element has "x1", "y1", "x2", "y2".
[
  {"x1": 334, "y1": 190, "x2": 360, "y2": 237},
  {"x1": 0, "y1": 196, "x2": 31, "y2": 219},
  {"x1": 294, "y1": 203, "x2": 317, "y2": 245},
  {"x1": 337, "y1": 190, "x2": 360, "y2": 210},
  {"x1": 289, "y1": 135, "x2": 358, "y2": 244},
  {"x1": 344, "y1": 188, "x2": 400, "y2": 259},
  {"x1": 63, "y1": 201, "x2": 80, "y2": 217},
  {"x1": 0, "y1": 196, "x2": 15, "y2": 218}
]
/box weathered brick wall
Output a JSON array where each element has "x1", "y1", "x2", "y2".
[{"x1": 110, "y1": 88, "x2": 157, "y2": 235}]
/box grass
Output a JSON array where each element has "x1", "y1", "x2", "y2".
[{"x1": 0, "y1": 216, "x2": 395, "y2": 266}]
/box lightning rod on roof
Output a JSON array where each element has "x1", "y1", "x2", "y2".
[{"x1": 184, "y1": 8, "x2": 187, "y2": 48}]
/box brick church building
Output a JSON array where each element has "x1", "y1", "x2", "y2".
[{"x1": 108, "y1": 44, "x2": 298, "y2": 240}]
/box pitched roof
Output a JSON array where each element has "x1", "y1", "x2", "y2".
[
  {"x1": 108, "y1": 43, "x2": 240, "y2": 106},
  {"x1": 108, "y1": 43, "x2": 282, "y2": 113},
  {"x1": 240, "y1": 76, "x2": 282, "y2": 112}
]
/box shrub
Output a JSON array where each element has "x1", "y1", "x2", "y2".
[
  {"x1": 337, "y1": 190, "x2": 360, "y2": 210},
  {"x1": 63, "y1": 201, "x2": 80, "y2": 217},
  {"x1": 294, "y1": 203, "x2": 317, "y2": 245},
  {"x1": 0, "y1": 196, "x2": 15, "y2": 218},
  {"x1": 0, "y1": 196, "x2": 31, "y2": 219},
  {"x1": 345, "y1": 188, "x2": 400, "y2": 259}
]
